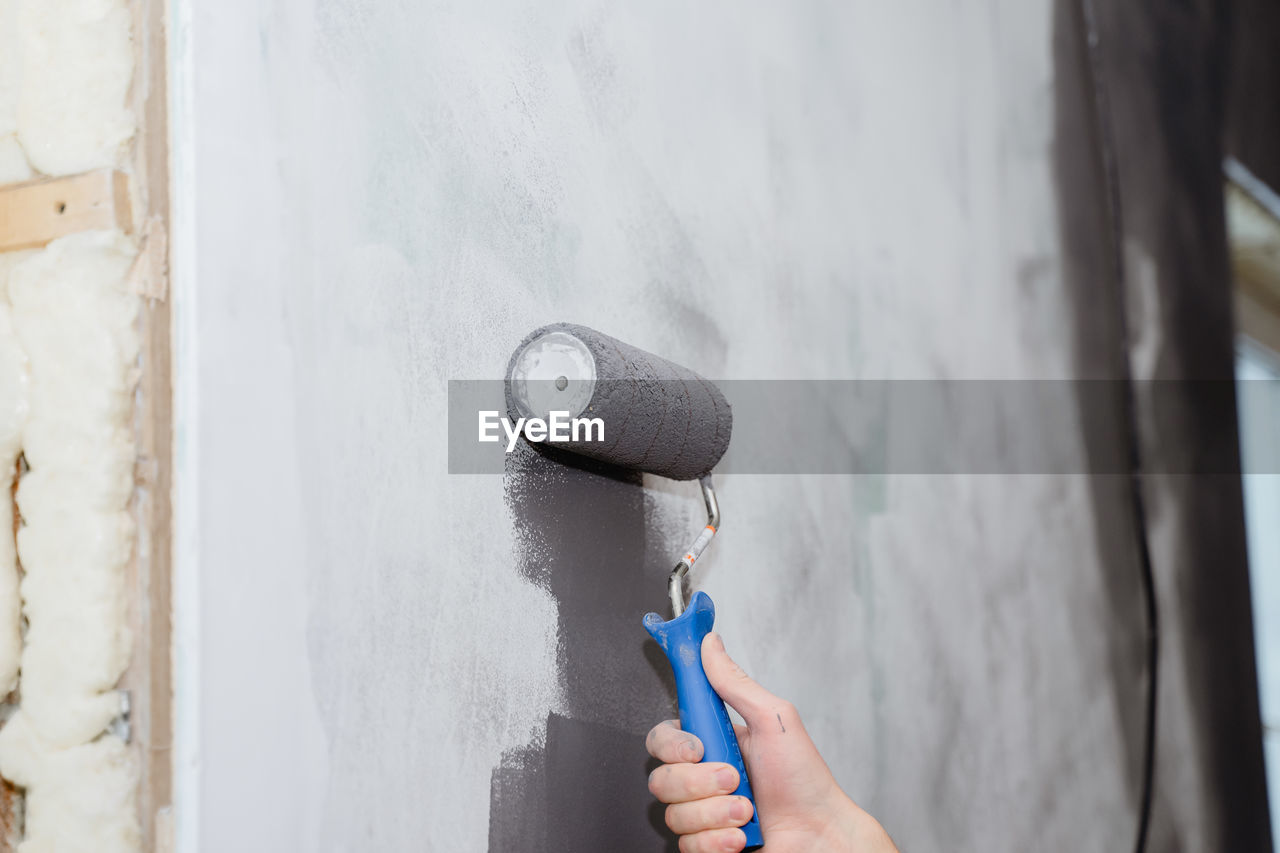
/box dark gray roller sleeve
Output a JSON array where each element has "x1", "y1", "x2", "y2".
[{"x1": 505, "y1": 323, "x2": 732, "y2": 480}]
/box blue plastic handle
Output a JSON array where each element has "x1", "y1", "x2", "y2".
[{"x1": 643, "y1": 591, "x2": 764, "y2": 850}]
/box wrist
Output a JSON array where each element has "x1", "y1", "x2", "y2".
[{"x1": 824, "y1": 793, "x2": 898, "y2": 852}]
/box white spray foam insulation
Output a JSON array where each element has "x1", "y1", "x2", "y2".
[
  {"x1": 0, "y1": 0, "x2": 143, "y2": 842},
  {"x1": 12, "y1": 0, "x2": 135, "y2": 177},
  {"x1": 0, "y1": 0, "x2": 32, "y2": 182},
  {"x1": 0, "y1": 138, "x2": 33, "y2": 184},
  {"x1": 0, "y1": 0, "x2": 18, "y2": 138},
  {"x1": 0, "y1": 712, "x2": 140, "y2": 853},
  {"x1": 6, "y1": 231, "x2": 137, "y2": 746},
  {"x1": 0, "y1": 252, "x2": 32, "y2": 695},
  {"x1": 0, "y1": 231, "x2": 140, "y2": 849}
]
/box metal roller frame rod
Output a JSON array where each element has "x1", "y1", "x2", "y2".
[{"x1": 668, "y1": 475, "x2": 721, "y2": 617}]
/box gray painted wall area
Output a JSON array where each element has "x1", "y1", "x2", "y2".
[{"x1": 186, "y1": 0, "x2": 1268, "y2": 851}]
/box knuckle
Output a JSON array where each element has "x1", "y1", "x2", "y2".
[
  {"x1": 648, "y1": 721, "x2": 685, "y2": 759},
  {"x1": 702, "y1": 765, "x2": 730, "y2": 796},
  {"x1": 680, "y1": 829, "x2": 711, "y2": 850},
  {"x1": 647, "y1": 766, "x2": 664, "y2": 798},
  {"x1": 666, "y1": 798, "x2": 718, "y2": 835},
  {"x1": 650, "y1": 764, "x2": 691, "y2": 802},
  {"x1": 700, "y1": 798, "x2": 732, "y2": 829},
  {"x1": 677, "y1": 828, "x2": 739, "y2": 853}
]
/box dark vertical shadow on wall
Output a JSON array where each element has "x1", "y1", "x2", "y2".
[
  {"x1": 489, "y1": 441, "x2": 680, "y2": 852},
  {"x1": 1054, "y1": 0, "x2": 1273, "y2": 849},
  {"x1": 1050, "y1": 2, "x2": 1153, "y2": 843}
]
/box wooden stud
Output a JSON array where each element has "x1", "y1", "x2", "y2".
[
  {"x1": 0, "y1": 170, "x2": 132, "y2": 253},
  {"x1": 129, "y1": 0, "x2": 175, "y2": 845}
]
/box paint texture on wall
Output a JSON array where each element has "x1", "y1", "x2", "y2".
[{"x1": 188, "y1": 0, "x2": 1267, "y2": 850}]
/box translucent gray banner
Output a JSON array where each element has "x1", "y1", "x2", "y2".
[{"x1": 448, "y1": 379, "x2": 1280, "y2": 475}]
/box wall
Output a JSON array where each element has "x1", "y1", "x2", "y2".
[{"x1": 182, "y1": 1, "x2": 1267, "y2": 851}]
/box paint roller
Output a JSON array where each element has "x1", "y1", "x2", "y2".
[{"x1": 506, "y1": 323, "x2": 763, "y2": 851}]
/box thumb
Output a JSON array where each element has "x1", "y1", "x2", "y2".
[{"x1": 701, "y1": 631, "x2": 785, "y2": 729}]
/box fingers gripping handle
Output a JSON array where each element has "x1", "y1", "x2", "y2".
[{"x1": 644, "y1": 592, "x2": 764, "y2": 850}]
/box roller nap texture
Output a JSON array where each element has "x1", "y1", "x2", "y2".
[{"x1": 506, "y1": 323, "x2": 732, "y2": 480}]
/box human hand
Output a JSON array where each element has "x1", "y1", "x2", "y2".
[{"x1": 646, "y1": 632, "x2": 898, "y2": 853}]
